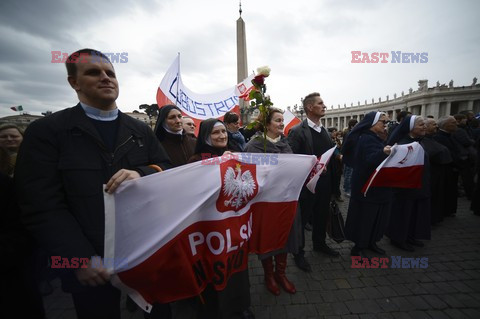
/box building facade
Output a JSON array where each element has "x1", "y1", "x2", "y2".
[
  {"x1": 0, "y1": 114, "x2": 43, "y2": 130},
  {"x1": 291, "y1": 79, "x2": 480, "y2": 131}
]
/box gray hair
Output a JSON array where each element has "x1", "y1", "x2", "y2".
[{"x1": 437, "y1": 116, "x2": 454, "y2": 129}]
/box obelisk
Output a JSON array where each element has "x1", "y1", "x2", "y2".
[{"x1": 236, "y1": 1, "x2": 248, "y2": 122}]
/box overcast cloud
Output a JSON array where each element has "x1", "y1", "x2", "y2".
[{"x1": 0, "y1": 0, "x2": 479, "y2": 118}]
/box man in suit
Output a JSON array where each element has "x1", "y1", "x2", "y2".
[
  {"x1": 15, "y1": 48, "x2": 171, "y2": 319},
  {"x1": 287, "y1": 92, "x2": 339, "y2": 272}
]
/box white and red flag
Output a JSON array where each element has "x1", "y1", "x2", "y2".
[
  {"x1": 103, "y1": 153, "x2": 316, "y2": 311},
  {"x1": 156, "y1": 55, "x2": 255, "y2": 134},
  {"x1": 362, "y1": 142, "x2": 424, "y2": 195},
  {"x1": 306, "y1": 145, "x2": 337, "y2": 193},
  {"x1": 235, "y1": 73, "x2": 255, "y2": 101},
  {"x1": 283, "y1": 109, "x2": 302, "y2": 136}
]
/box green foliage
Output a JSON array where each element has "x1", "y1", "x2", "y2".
[{"x1": 139, "y1": 104, "x2": 159, "y2": 119}]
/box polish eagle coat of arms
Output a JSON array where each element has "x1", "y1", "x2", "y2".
[{"x1": 216, "y1": 160, "x2": 259, "y2": 212}]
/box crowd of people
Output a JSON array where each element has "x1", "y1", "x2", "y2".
[{"x1": 2, "y1": 48, "x2": 480, "y2": 319}]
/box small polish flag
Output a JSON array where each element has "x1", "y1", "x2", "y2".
[
  {"x1": 362, "y1": 142, "x2": 424, "y2": 195},
  {"x1": 283, "y1": 109, "x2": 301, "y2": 136}
]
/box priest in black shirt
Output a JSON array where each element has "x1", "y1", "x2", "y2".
[{"x1": 15, "y1": 49, "x2": 171, "y2": 319}]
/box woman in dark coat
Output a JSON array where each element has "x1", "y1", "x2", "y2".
[
  {"x1": 245, "y1": 108, "x2": 299, "y2": 296},
  {"x1": 188, "y1": 118, "x2": 253, "y2": 319},
  {"x1": 154, "y1": 105, "x2": 196, "y2": 167},
  {"x1": 342, "y1": 112, "x2": 392, "y2": 257},
  {"x1": 386, "y1": 115, "x2": 432, "y2": 251}
]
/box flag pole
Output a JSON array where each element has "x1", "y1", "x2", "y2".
[{"x1": 176, "y1": 52, "x2": 180, "y2": 106}]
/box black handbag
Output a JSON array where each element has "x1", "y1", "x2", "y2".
[{"x1": 327, "y1": 200, "x2": 346, "y2": 243}]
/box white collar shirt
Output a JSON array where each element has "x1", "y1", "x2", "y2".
[{"x1": 307, "y1": 118, "x2": 323, "y2": 133}]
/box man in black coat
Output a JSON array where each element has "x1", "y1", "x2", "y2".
[
  {"x1": 433, "y1": 116, "x2": 461, "y2": 217},
  {"x1": 287, "y1": 92, "x2": 339, "y2": 272},
  {"x1": 14, "y1": 49, "x2": 171, "y2": 319},
  {"x1": 452, "y1": 113, "x2": 476, "y2": 199}
]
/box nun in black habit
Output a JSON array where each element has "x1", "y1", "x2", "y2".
[
  {"x1": 386, "y1": 115, "x2": 431, "y2": 251},
  {"x1": 187, "y1": 118, "x2": 254, "y2": 319},
  {"x1": 154, "y1": 105, "x2": 196, "y2": 167},
  {"x1": 342, "y1": 112, "x2": 393, "y2": 257}
]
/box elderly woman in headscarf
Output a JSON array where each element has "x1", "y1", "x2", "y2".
[
  {"x1": 245, "y1": 108, "x2": 298, "y2": 296},
  {"x1": 154, "y1": 105, "x2": 196, "y2": 167},
  {"x1": 386, "y1": 115, "x2": 431, "y2": 251},
  {"x1": 188, "y1": 118, "x2": 254, "y2": 319},
  {"x1": 342, "y1": 111, "x2": 392, "y2": 258}
]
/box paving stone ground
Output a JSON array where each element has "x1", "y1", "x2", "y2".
[{"x1": 43, "y1": 194, "x2": 480, "y2": 319}]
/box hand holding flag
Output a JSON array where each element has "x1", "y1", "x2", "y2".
[{"x1": 362, "y1": 142, "x2": 424, "y2": 195}]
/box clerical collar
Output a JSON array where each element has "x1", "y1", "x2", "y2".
[
  {"x1": 80, "y1": 102, "x2": 118, "y2": 121},
  {"x1": 307, "y1": 118, "x2": 323, "y2": 133}
]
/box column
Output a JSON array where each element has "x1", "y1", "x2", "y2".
[
  {"x1": 420, "y1": 104, "x2": 426, "y2": 117},
  {"x1": 467, "y1": 100, "x2": 474, "y2": 111},
  {"x1": 431, "y1": 102, "x2": 440, "y2": 119},
  {"x1": 445, "y1": 102, "x2": 451, "y2": 116}
]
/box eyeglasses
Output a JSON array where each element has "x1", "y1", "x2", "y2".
[{"x1": 377, "y1": 120, "x2": 387, "y2": 125}]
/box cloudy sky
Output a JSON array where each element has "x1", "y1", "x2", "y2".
[{"x1": 0, "y1": 0, "x2": 479, "y2": 118}]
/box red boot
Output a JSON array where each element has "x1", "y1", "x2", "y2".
[
  {"x1": 261, "y1": 257, "x2": 281, "y2": 295},
  {"x1": 274, "y1": 253, "x2": 296, "y2": 294}
]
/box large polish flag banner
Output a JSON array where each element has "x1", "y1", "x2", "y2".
[
  {"x1": 283, "y1": 109, "x2": 301, "y2": 136},
  {"x1": 103, "y1": 154, "x2": 316, "y2": 312},
  {"x1": 362, "y1": 142, "x2": 424, "y2": 195},
  {"x1": 156, "y1": 55, "x2": 254, "y2": 130}
]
